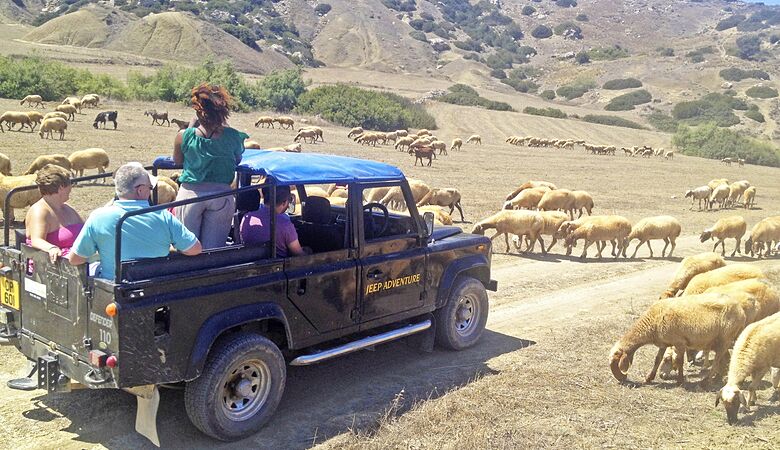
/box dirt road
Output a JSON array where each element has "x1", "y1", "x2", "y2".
[{"x1": 0, "y1": 233, "x2": 775, "y2": 449}]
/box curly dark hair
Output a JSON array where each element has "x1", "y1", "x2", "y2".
[
  {"x1": 190, "y1": 83, "x2": 232, "y2": 130},
  {"x1": 36, "y1": 164, "x2": 72, "y2": 196}
]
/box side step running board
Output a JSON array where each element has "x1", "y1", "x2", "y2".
[{"x1": 290, "y1": 320, "x2": 431, "y2": 366}]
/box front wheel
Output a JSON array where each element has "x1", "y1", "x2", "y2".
[
  {"x1": 184, "y1": 333, "x2": 286, "y2": 441},
  {"x1": 434, "y1": 276, "x2": 489, "y2": 350}
]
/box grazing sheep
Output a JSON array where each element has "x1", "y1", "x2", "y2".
[
  {"x1": 571, "y1": 190, "x2": 594, "y2": 218},
  {"x1": 505, "y1": 180, "x2": 558, "y2": 202},
  {"x1": 298, "y1": 126, "x2": 324, "y2": 143},
  {"x1": 709, "y1": 183, "x2": 731, "y2": 210},
  {"x1": 682, "y1": 263, "x2": 765, "y2": 296},
  {"x1": 255, "y1": 116, "x2": 275, "y2": 128},
  {"x1": 81, "y1": 94, "x2": 100, "y2": 108},
  {"x1": 171, "y1": 118, "x2": 189, "y2": 130},
  {"x1": 0, "y1": 111, "x2": 33, "y2": 132},
  {"x1": 471, "y1": 210, "x2": 544, "y2": 253},
  {"x1": 564, "y1": 215, "x2": 632, "y2": 259},
  {"x1": 744, "y1": 216, "x2": 780, "y2": 258},
  {"x1": 700, "y1": 216, "x2": 747, "y2": 257},
  {"x1": 726, "y1": 180, "x2": 751, "y2": 208},
  {"x1": 38, "y1": 117, "x2": 68, "y2": 140},
  {"x1": 538, "y1": 189, "x2": 576, "y2": 220},
  {"x1": 274, "y1": 116, "x2": 295, "y2": 129},
  {"x1": 466, "y1": 134, "x2": 481, "y2": 145},
  {"x1": 144, "y1": 110, "x2": 169, "y2": 126},
  {"x1": 742, "y1": 186, "x2": 756, "y2": 210},
  {"x1": 706, "y1": 279, "x2": 780, "y2": 324},
  {"x1": 431, "y1": 140, "x2": 447, "y2": 155},
  {"x1": 294, "y1": 129, "x2": 318, "y2": 144},
  {"x1": 366, "y1": 186, "x2": 392, "y2": 204},
  {"x1": 43, "y1": 111, "x2": 68, "y2": 121},
  {"x1": 716, "y1": 312, "x2": 780, "y2": 424},
  {"x1": 55, "y1": 104, "x2": 77, "y2": 121},
  {"x1": 664, "y1": 150, "x2": 675, "y2": 159},
  {"x1": 685, "y1": 185, "x2": 713, "y2": 211},
  {"x1": 659, "y1": 252, "x2": 726, "y2": 299},
  {"x1": 394, "y1": 136, "x2": 414, "y2": 151},
  {"x1": 722, "y1": 157, "x2": 734, "y2": 165},
  {"x1": 25, "y1": 111, "x2": 44, "y2": 131},
  {"x1": 708, "y1": 178, "x2": 730, "y2": 191},
  {"x1": 0, "y1": 173, "x2": 42, "y2": 222},
  {"x1": 513, "y1": 210, "x2": 569, "y2": 254},
  {"x1": 626, "y1": 215, "x2": 682, "y2": 258},
  {"x1": 450, "y1": 138, "x2": 463, "y2": 151},
  {"x1": 416, "y1": 205, "x2": 454, "y2": 226},
  {"x1": 409, "y1": 147, "x2": 435, "y2": 167},
  {"x1": 609, "y1": 293, "x2": 746, "y2": 385},
  {"x1": 68, "y1": 148, "x2": 110, "y2": 179},
  {"x1": 416, "y1": 188, "x2": 464, "y2": 222},
  {"x1": 396, "y1": 129, "x2": 408, "y2": 137},
  {"x1": 61, "y1": 96, "x2": 80, "y2": 105},
  {"x1": 738, "y1": 158, "x2": 745, "y2": 167},
  {"x1": 93, "y1": 111, "x2": 118, "y2": 129},
  {"x1": 503, "y1": 186, "x2": 550, "y2": 211},
  {"x1": 20, "y1": 95, "x2": 45, "y2": 108},
  {"x1": 347, "y1": 127, "x2": 363, "y2": 138},
  {"x1": 0, "y1": 153, "x2": 11, "y2": 176},
  {"x1": 379, "y1": 179, "x2": 431, "y2": 211},
  {"x1": 24, "y1": 154, "x2": 72, "y2": 175},
  {"x1": 416, "y1": 129, "x2": 431, "y2": 137},
  {"x1": 155, "y1": 175, "x2": 179, "y2": 204}
]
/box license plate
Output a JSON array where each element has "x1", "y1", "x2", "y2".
[{"x1": 1, "y1": 278, "x2": 19, "y2": 310}]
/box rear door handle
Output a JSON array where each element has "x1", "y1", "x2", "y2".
[{"x1": 367, "y1": 269, "x2": 383, "y2": 280}]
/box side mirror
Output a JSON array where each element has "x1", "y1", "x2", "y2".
[{"x1": 423, "y1": 211, "x2": 435, "y2": 238}]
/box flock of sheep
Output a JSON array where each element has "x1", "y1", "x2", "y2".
[
  {"x1": 611, "y1": 253, "x2": 780, "y2": 424},
  {"x1": 0, "y1": 94, "x2": 104, "y2": 140},
  {"x1": 685, "y1": 178, "x2": 756, "y2": 211},
  {"x1": 505, "y1": 135, "x2": 676, "y2": 159}
]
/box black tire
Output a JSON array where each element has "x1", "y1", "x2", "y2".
[
  {"x1": 184, "y1": 333, "x2": 286, "y2": 441},
  {"x1": 434, "y1": 276, "x2": 489, "y2": 350}
]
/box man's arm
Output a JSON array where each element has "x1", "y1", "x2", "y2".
[
  {"x1": 68, "y1": 252, "x2": 88, "y2": 266},
  {"x1": 173, "y1": 130, "x2": 185, "y2": 165},
  {"x1": 181, "y1": 240, "x2": 202, "y2": 256}
]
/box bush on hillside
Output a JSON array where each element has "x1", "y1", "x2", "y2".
[
  {"x1": 251, "y1": 69, "x2": 307, "y2": 112},
  {"x1": 556, "y1": 82, "x2": 593, "y2": 100},
  {"x1": 582, "y1": 115, "x2": 645, "y2": 129},
  {"x1": 604, "y1": 89, "x2": 652, "y2": 111},
  {"x1": 522, "y1": 5, "x2": 535, "y2": 15},
  {"x1": 715, "y1": 14, "x2": 745, "y2": 31},
  {"x1": 648, "y1": 111, "x2": 679, "y2": 133},
  {"x1": 381, "y1": 0, "x2": 416, "y2": 12},
  {"x1": 602, "y1": 78, "x2": 642, "y2": 90},
  {"x1": 296, "y1": 84, "x2": 436, "y2": 131},
  {"x1": 745, "y1": 109, "x2": 765, "y2": 122},
  {"x1": 437, "y1": 84, "x2": 515, "y2": 111},
  {"x1": 540, "y1": 89, "x2": 556, "y2": 100},
  {"x1": 555, "y1": 0, "x2": 577, "y2": 7},
  {"x1": 554, "y1": 22, "x2": 582, "y2": 39},
  {"x1": 771, "y1": 34, "x2": 780, "y2": 45},
  {"x1": 523, "y1": 106, "x2": 567, "y2": 118},
  {"x1": 588, "y1": 45, "x2": 629, "y2": 61},
  {"x1": 490, "y1": 68, "x2": 507, "y2": 79},
  {"x1": 735, "y1": 35, "x2": 763, "y2": 60},
  {"x1": 575, "y1": 51, "x2": 590, "y2": 64},
  {"x1": 657, "y1": 47, "x2": 675, "y2": 57},
  {"x1": 502, "y1": 78, "x2": 539, "y2": 93},
  {"x1": 671, "y1": 99, "x2": 740, "y2": 127},
  {"x1": 531, "y1": 25, "x2": 553, "y2": 39},
  {"x1": 673, "y1": 123, "x2": 780, "y2": 167},
  {"x1": 745, "y1": 85, "x2": 779, "y2": 99},
  {"x1": 409, "y1": 30, "x2": 428, "y2": 42},
  {"x1": 719, "y1": 67, "x2": 770, "y2": 81},
  {"x1": 575, "y1": 13, "x2": 588, "y2": 22},
  {"x1": 314, "y1": 3, "x2": 331, "y2": 15}
]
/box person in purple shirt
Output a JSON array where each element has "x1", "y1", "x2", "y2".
[{"x1": 240, "y1": 185, "x2": 306, "y2": 257}]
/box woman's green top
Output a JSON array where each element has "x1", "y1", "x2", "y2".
[{"x1": 179, "y1": 127, "x2": 248, "y2": 184}]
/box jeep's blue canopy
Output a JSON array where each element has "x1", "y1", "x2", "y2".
[{"x1": 154, "y1": 149, "x2": 404, "y2": 184}]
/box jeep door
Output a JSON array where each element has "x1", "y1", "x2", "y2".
[{"x1": 358, "y1": 182, "x2": 427, "y2": 325}]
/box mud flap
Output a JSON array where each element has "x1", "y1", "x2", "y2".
[{"x1": 128, "y1": 385, "x2": 160, "y2": 447}]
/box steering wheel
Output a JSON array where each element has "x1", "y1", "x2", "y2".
[{"x1": 362, "y1": 202, "x2": 389, "y2": 237}]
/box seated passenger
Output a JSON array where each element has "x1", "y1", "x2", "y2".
[
  {"x1": 239, "y1": 185, "x2": 307, "y2": 257},
  {"x1": 68, "y1": 163, "x2": 202, "y2": 279},
  {"x1": 25, "y1": 164, "x2": 84, "y2": 263}
]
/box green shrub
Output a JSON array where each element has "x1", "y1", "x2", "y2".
[
  {"x1": 296, "y1": 84, "x2": 436, "y2": 131},
  {"x1": 588, "y1": 45, "x2": 629, "y2": 61},
  {"x1": 602, "y1": 78, "x2": 642, "y2": 90},
  {"x1": 531, "y1": 25, "x2": 553, "y2": 39},
  {"x1": 715, "y1": 14, "x2": 745, "y2": 31},
  {"x1": 540, "y1": 89, "x2": 556, "y2": 100},
  {"x1": 314, "y1": 4, "x2": 331, "y2": 15},
  {"x1": 604, "y1": 89, "x2": 652, "y2": 111},
  {"x1": 575, "y1": 51, "x2": 590, "y2": 64},
  {"x1": 745, "y1": 85, "x2": 779, "y2": 99},
  {"x1": 719, "y1": 68, "x2": 770, "y2": 81},
  {"x1": 689, "y1": 54, "x2": 704, "y2": 63},
  {"x1": 522, "y1": 5, "x2": 535, "y2": 15},
  {"x1": 490, "y1": 68, "x2": 507, "y2": 79},
  {"x1": 575, "y1": 13, "x2": 588, "y2": 22},
  {"x1": 582, "y1": 115, "x2": 645, "y2": 129},
  {"x1": 523, "y1": 106, "x2": 567, "y2": 118},
  {"x1": 745, "y1": 109, "x2": 765, "y2": 122},
  {"x1": 771, "y1": 34, "x2": 780, "y2": 45},
  {"x1": 437, "y1": 84, "x2": 514, "y2": 111},
  {"x1": 502, "y1": 78, "x2": 538, "y2": 93},
  {"x1": 381, "y1": 0, "x2": 416, "y2": 12},
  {"x1": 251, "y1": 69, "x2": 307, "y2": 112},
  {"x1": 735, "y1": 35, "x2": 763, "y2": 60},
  {"x1": 555, "y1": 0, "x2": 577, "y2": 7},
  {"x1": 673, "y1": 123, "x2": 780, "y2": 167},
  {"x1": 648, "y1": 111, "x2": 679, "y2": 133},
  {"x1": 554, "y1": 22, "x2": 582, "y2": 39},
  {"x1": 671, "y1": 99, "x2": 740, "y2": 127},
  {"x1": 420, "y1": 11, "x2": 434, "y2": 21},
  {"x1": 556, "y1": 82, "x2": 592, "y2": 100},
  {"x1": 409, "y1": 30, "x2": 428, "y2": 42},
  {"x1": 657, "y1": 47, "x2": 674, "y2": 56}
]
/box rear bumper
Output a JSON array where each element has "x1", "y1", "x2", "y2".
[{"x1": 486, "y1": 279, "x2": 498, "y2": 292}]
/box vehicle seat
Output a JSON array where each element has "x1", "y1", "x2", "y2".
[
  {"x1": 299, "y1": 196, "x2": 344, "y2": 252},
  {"x1": 231, "y1": 190, "x2": 261, "y2": 244},
  {"x1": 302, "y1": 196, "x2": 332, "y2": 224}
]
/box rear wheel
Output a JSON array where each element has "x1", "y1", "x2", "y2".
[
  {"x1": 434, "y1": 276, "x2": 488, "y2": 350},
  {"x1": 184, "y1": 333, "x2": 286, "y2": 441}
]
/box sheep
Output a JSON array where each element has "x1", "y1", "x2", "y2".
[
  {"x1": 0, "y1": 111, "x2": 33, "y2": 132},
  {"x1": 294, "y1": 129, "x2": 318, "y2": 144},
  {"x1": 722, "y1": 157, "x2": 734, "y2": 165},
  {"x1": 664, "y1": 150, "x2": 675, "y2": 159},
  {"x1": 0, "y1": 173, "x2": 42, "y2": 222},
  {"x1": 744, "y1": 216, "x2": 780, "y2": 258},
  {"x1": 709, "y1": 183, "x2": 731, "y2": 210},
  {"x1": 68, "y1": 148, "x2": 110, "y2": 180},
  {"x1": 410, "y1": 147, "x2": 435, "y2": 167},
  {"x1": 684, "y1": 185, "x2": 712, "y2": 211},
  {"x1": 450, "y1": 138, "x2": 463, "y2": 151},
  {"x1": 570, "y1": 190, "x2": 594, "y2": 218},
  {"x1": 61, "y1": 96, "x2": 80, "y2": 105},
  {"x1": 43, "y1": 111, "x2": 68, "y2": 121},
  {"x1": 626, "y1": 215, "x2": 682, "y2": 258},
  {"x1": 55, "y1": 104, "x2": 77, "y2": 121},
  {"x1": 471, "y1": 210, "x2": 544, "y2": 254},
  {"x1": 64, "y1": 99, "x2": 83, "y2": 114},
  {"x1": 700, "y1": 216, "x2": 747, "y2": 257},
  {"x1": 416, "y1": 205, "x2": 454, "y2": 226},
  {"x1": 416, "y1": 188, "x2": 464, "y2": 222},
  {"x1": 144, "y1": 110, "x2": 169, "y2": 126},
  {"x1": 0, "y1": 153, "x2": 10, "y2": 176},
  {"x1": 416, "y1": 129, "x2": 431, "y2": 136},
  {"x1": 93, "y1": 111, "x2": 118, "y2": 129},
  {"x1": 171, "y1": 118, "x2": 189, "y2": 130},
  {"x1": 38, "y1": 117, "x2": 67, "y2": 140},
  {"x1": 738, "y1": 158, "x2": 745, "y2": 167},
  {"x1": 505, "y1": 180, "x2": 557, "y2": 202},
  {"x1": 396, "y1": 129, "x2": 408, "y2": 137},
  {"x1": 274, "y1": 116, "x2": 295, "y2": 129},
  {"x1": 466, "y1": 134, "x2": 482, "y2": 145},
  {"x1": 24, "y1": 154, "x2": 72, "y2": 175},
  {"x1": 726, "y1": 180, "x2": 750, "y2": 208},
  {"x1": 25, "y1": 111, "x2": 44, "y2": 131},
  {"x1": 708, "y1": 178, "x2": 729, "y2": 191},
  {"x1": 431, "y1": 140, "x2": 447, "y2": 155},
  {"x1": 154, "y1": 175, "x2": 179, "y2": 204},
  {"x1": 564, "y1": 215, "x2": 632, "y2": 259},
  {"x1": 503, "y1": 186, "x2": 549, "y2": 211},
  {"x1": 244, "y1": 139, "x2": 262, "y2": 149},
  {"x1": 365, "y1": 186, "x2": 392, "y2": 204},
  {"x1": 706, "y1": 279, "x2": 780, "y2": 324},
  {"x1": 513, "y1": 210, "x2": 569, "y2": 254},
  {"x1": 682, "y1": 263, "x2": 765, "y2": 296},
  {"x1": 255, "y1": 116, "x2": 275, "y2": 128},
  {"x1": 659, "y1": 252, "x2": 726, "y2": 299},
  {"x1": 609, "y1": 292, "x2": 746, "y2": 385},
  {"x1": 538, "y1": 189, "x2": 576, "y2": 220},
  {"x1": 716, "y1": 312, "x2": 780, "y2": 424},
  {"x1": 394, "y1": 136, "x2": 414, "y2": 151},
  {"x1": 298, "y1": 126, "x2": 324, "y2": 143},
  {"x1": 20, "y1": 95, "x2": 45, "y2": 108},
  {"x1": 347, "y1": 127, "x2": 363, "y2": 138},
  {"x1": 379, "y1": 179, "x2": 431, "y2": 211},
  {"x1": 742, "y1": 186, "x2": 756, "y2": 210},
  {"x1": 81, "y1": 94, "x2": 99, "y2": 108}
]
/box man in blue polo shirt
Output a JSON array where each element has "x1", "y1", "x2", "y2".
[{"x1": 68, "y1": 162, "x2": 202, "y2": 279}]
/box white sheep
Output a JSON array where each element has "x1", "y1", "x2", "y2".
[
  {"x1": 564, "y1": 215, "x2": 632, "y2": 259},
  {"x1": 24, "y1": 154, "x2": 72, "y2": 175},
  {"x1": 20, "y1": 95, "x2": 45, "y2": 108},
  {"x1": 609, "y1": 292, "x2": 746, "y2": 385},
  {"x1": 684, "y1": 185, "x2": 712, "y2": 211},
  {"x1": 726, "y1": 180, "x2": 750, "y2": 208},
  {"x1": 626, "y1": 215, "x2": 682, "y2": 258},
  {"x1": 416, "y1": 188, "x2": 464, "y2": 222},
  {"x1": 450, "y1": 138, "x2": 463, "y2": 151},
  {"x1": 416, "y1": 205, "x2": 453, "y2": 226},
  {"x1": 471, "y1": 210, "x2": 544, "y2": 253},
  {"x1": 0, "y1": 174, "x2": 42, "y2": 222},
  {"x1": 700, "y1": 216, "x2": 747, "y2": 257},
  {"x1": 659, "y1": 252, "x2": 726, "y2": 299},
  {"x1": 24, "y1": 111, "x2": 44, "y2": 131},
  {"x1": 0, "y1": 111, "x2": 33, "y2": 132},
  {"x1": 0, "y1": 153, "x2": 10, "y2": 176},
  {"x1": 709, "y1": 183, "x2": 731, "y2": 210},
  {"x1": 155, "y1": 175, "x2": 179, "y2": 204},
  {"x1": 742, "y1": 186, "x2": 756, "y2": 210},
  {"x1": 68, "y1": 148, "x2": 110, "y2": 179},
  {"x1": 55, "y1": 104, "x2": 77, "y2": 121},
  {"x1": 379, "y1": 179, "x2": 430, "y2": 211},
  {"x1": 570, "y1": 190, "x2": 594, "y2": 218},
  {"x1": 744, "y1": 216, "x2": 780, "y2": 258},
  {"x1": 716, "y1": 312, "x2": 780, "y2": 424},
  {"x1": 503, "y1": 186, "x2": 550, "y2": 210},
  {"x1": 38, "y1": 117, "x2": 67, "y2": 140},
  {"x1": 706, "y1": 279, "x2": 780, "y2": 325},
  {"x1": 682, "y1": 263, "x2": 765, "y2": 296},
  {"x1": 538, "y1": 189, "x2": 576, "y2": 220},
  {"x1": 255, "y1": 116, "x2": 275, "y2": 128},
  {"x1": 505, "y1": 180, "x2": 558, "y2": 202},
  {"x1": 347, "y1": 127, "x2": 363, "y2": 138},
  {"x1": 81, "y1": 94, "x2": 100, "y2": 108},
  {"x1": 43, "y1": 111, "x2": 68, "y2": 121},
  {"x1": 466, "y1": 134, "x2": 482, "y2": 145},
  {"x1": 294, "y1": 129, "x2": 318, "y2": 144},
  {"x1": 513, "y1": 210, "x2": 569, "y2": 254}
]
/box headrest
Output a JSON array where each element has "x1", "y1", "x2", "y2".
[
  {"x1": 302, "y1": 196, "x2": 331, "y2": 224},
  {"x1": 236, "y1": 190, "x2": 261, "y2": 212}
]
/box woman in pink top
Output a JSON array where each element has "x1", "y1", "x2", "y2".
[{"x1": 25, "y1": 164, "x2": 84, "y2": 263}]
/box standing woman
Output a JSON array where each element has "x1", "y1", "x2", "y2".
[{"x1": 173, "y1": 83, "x2": 248, "y2": 249}]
